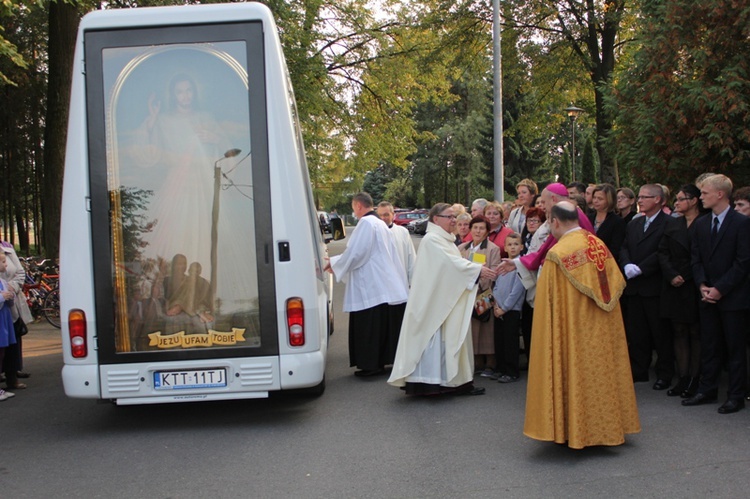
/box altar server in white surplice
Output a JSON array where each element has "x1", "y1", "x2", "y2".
[
  {"x1": 326, "y1": 192, "x2": 409, "y2": 377},
  {"x1": 376, "y1": 201, "x2": 417, "y2": 364}
]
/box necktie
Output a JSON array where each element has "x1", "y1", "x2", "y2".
[
  {"x1": 711, "y1": 217, "x2": 719, "y2": 244},
  {"x1": 643, "y1": 217, "x2": 650, "y2": 233}
]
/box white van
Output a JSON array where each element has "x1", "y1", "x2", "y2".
[{"x1": 59, "y1": 3, "x2": 342, "y2": 405}]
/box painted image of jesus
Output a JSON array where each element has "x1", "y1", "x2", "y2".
[
  {"x1": 135, "y1": 73, "x2": 229, "y2": 271},
  {"x1": 108, "y1": 44, "x2": 261, "y2": 347}
]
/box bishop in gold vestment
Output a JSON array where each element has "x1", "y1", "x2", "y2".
[{"x1": 524, "y1": 202, "x2": 640, "y2": 449}]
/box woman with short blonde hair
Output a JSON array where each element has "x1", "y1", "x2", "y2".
[{"x1": 484, "y1": 201, "x2": 513, "y2": 256}]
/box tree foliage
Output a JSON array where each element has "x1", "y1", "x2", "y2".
[
  {"x1": 0, "y1": 1, "x2": 47, "y2": 252},
  {"x1": 610, "y1": 0, "x2": 750, "y2": 189},
  {"x1": 0, "y1": 0, "x2": 29, "y2": 86},
  {"x1": 4, "y1": 0, "x2": 750, "y2": 255},
  {"x1": 505, "y1": 0, "x2": 636, "y2": 184}
]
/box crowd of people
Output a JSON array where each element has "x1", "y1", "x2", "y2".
[
  {"x1": 329, "y1": 171, "x2": 750, "y2": 448},
  {"x1": 0, "y1": 240, "x2": 34, "y2": 402}
]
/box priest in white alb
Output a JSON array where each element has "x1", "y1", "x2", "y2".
[{"x1": 388, "y1": 203, "x2": 495, "y2": 395}]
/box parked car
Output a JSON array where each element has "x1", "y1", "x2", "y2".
[
  {"x1": 411, "y1": 217, "x2": 428, "y2": 235},
  {"x1": 393, "y1": 211, "x2": 419, "y2": 226},
  {"x1": 393, "y1": 211, "x2": 427, "y2": 227}
]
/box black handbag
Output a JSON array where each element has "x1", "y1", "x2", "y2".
[{"x1": 13, "y1": 319, "x2": 28, "y2": 337}]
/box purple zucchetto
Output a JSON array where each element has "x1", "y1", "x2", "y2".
[{"x1": 545, "y1": 183, "x2": 569, "y2": 197}]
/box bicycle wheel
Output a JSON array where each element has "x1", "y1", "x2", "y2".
[{"x1": 42, "y1": 288, "x2": 61, "y2": 329}]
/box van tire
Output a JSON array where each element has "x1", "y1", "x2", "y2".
[
  {"x1": 306, "y1": 377, "x2": 326, "y2": 397},
  {"x1": 328, "y1": 306, "x2": 334, "y2": 336}
]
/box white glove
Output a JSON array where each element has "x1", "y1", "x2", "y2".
[{"x1": 624, "y1": 264, "x2": 642, "y2": 279}]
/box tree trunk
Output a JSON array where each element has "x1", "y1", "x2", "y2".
[
  {"x1": 42, "y1": 1, "x2": 80, "y2": 258},
  {"x1": 591, "y1": 3, "x2": 619, "y2": 185},
  {"x1": 15, "y1": 209, "x2": 28, "y2": 254}
]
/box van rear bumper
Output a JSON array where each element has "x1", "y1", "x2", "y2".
[
  {"x1": 279, "y1": 350, "x2": 326, "y2": 389},
  {"x1": 62, "y1": 351, "x2": 326, "y2": 404}
]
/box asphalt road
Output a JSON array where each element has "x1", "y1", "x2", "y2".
[{"x1": 4, "y1": 232, "x2": 750, "y2": 498}]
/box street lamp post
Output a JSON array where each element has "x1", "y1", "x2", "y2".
[
  {"x1": 211, "y1": 148, "x2": 242, "y2": 310},
  {"x1": 493, "y1": 0, "x2": 504, "y2": 202},
  {"x1": 565, "y1": 104, "x2": 584, "y2": 182}
]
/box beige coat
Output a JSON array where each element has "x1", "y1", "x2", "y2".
[{"x1": 459, "y1": 238, "x2": 502, "y2": 355}]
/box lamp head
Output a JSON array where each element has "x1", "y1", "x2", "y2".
[
  {"x1": 224, "y1": 148, "x2": 242, "y2": 158},
  {"x1": 565, "y1": 104, "x2": 584, "y2": 120}
]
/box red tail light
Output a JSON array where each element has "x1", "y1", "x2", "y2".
[
  {"x1": 286, "y1": 298, "x2": 305, "y2": 347},
  {"x1": 68, "y1": 309, "x2": 87, "y2": 358}
]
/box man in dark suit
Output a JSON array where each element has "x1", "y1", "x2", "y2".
[
  {"x1": 683, "y1": 174, "x2": 750, "y2": 414},
  {"x1": 620, "y1": 184, "x2": 674, "y2": 389}
]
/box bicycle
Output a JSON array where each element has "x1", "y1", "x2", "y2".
[
  {"x1": 41, "y1": 286, "x2": 60, "y2": 328},
  {"x1": 21, "y1": 259, "x2": 61, "y2": 329}
]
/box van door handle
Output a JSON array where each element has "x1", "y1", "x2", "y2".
[{"x1": 278, "y1": 242, "x2": 291, "y2": 262}]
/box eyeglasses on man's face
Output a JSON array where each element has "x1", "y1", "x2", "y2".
[
  {"x1": 435, "y1": 214, "x2": 457, "y2": 219},
  {"x1": 637, "y1": 195, "x2": 657, "y2": 200}
]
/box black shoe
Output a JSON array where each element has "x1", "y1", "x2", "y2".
[
  {"x1": 354, "y1": 368, "x2": 384, "y2": 378},
  {"x1": 682, "y1": 392, "x2": 718, "y2": 406},
  {"x1": 717, "y1": 398, "x2": 745, "y2": 414},
  {"x1": 456, "y1": 386, "x2": 486, "y2": 396},
  {"x1": 667, "y1": 377, "x2": 689, "y2": 397},
  {"x1": 653, "y1": 379, "x2": 671, "y2": 390},
  {"x1": 681, "y1": 377, "x2": 699, "y2": 398}
]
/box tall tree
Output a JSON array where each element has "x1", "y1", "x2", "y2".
[
  {"x1": 0, "y1": 0, "x2": 27, "y2": 85},
  {"x1": 42, "y1": 0, "x2": 80, "y2": 257},
  {"x1": 0, "y1": 1, "x2": 47, "y2": 253},
  {"x1": 508, "y1": 0, "x2": 632, "y2": 184},
  {"x1": 580, "y1": 131, "x2": 599, "y2": 184},
  {"x1": 610, "y1": 0, "x2": 750, "y2": 188}
]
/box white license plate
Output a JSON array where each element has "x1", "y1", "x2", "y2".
[{"x1": 153, "y1": 368, "x2": 227, "y2": 390}]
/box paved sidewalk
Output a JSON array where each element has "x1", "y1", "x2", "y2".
[{"x1": 23, "y1": 320, "x2": 62, "y2": 357}]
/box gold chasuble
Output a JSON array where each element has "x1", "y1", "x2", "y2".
[{"x1": 524, "y1": 229, "x2": 640, "y2": 449}]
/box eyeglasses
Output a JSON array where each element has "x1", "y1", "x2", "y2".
[
  {"x1": 675, "y1": 196, "x2": 693, "y2": 202},
  {"x1": 527, "y1": 218, "x2": 541, "y2": 224},
  {"x1": 435, "y1": 214, "x2": 457, "y2": 219},
  {"x1": 637, "y1": 195, "x2": 657, "y2": 200}
]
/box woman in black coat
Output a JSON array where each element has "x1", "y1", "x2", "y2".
[
  {"x1": 588, "y1": 184, "x2": 626, "y2": 261},
  {"x1": 658, "y1": 184, "x2": 703, "y2": 398}
]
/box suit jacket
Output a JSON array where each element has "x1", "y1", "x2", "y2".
[
  {"x1": 589, "y1": 211, "x2": 626, "y2": 261},
  {"x1": 620, "y1": 211, "x2": 671, "y2": 297},
  {"x1": 691, "y1": 208, "x2": 750, "y2": 311}
]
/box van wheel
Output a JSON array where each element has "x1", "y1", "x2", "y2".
[{"x1": 307, "y1": 377, "x2": 326, "y2": 397}]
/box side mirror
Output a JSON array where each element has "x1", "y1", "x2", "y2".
[{"x1": 331, "y1": 217, "x2": 346, "y2": 241}]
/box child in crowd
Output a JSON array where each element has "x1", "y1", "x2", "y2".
[
  {"x1": 0, "y1": 253, "x2": 17, "y2": 401},
  {"x1": 492, "y1": 233, "x2": 526, "y2": 383}
]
